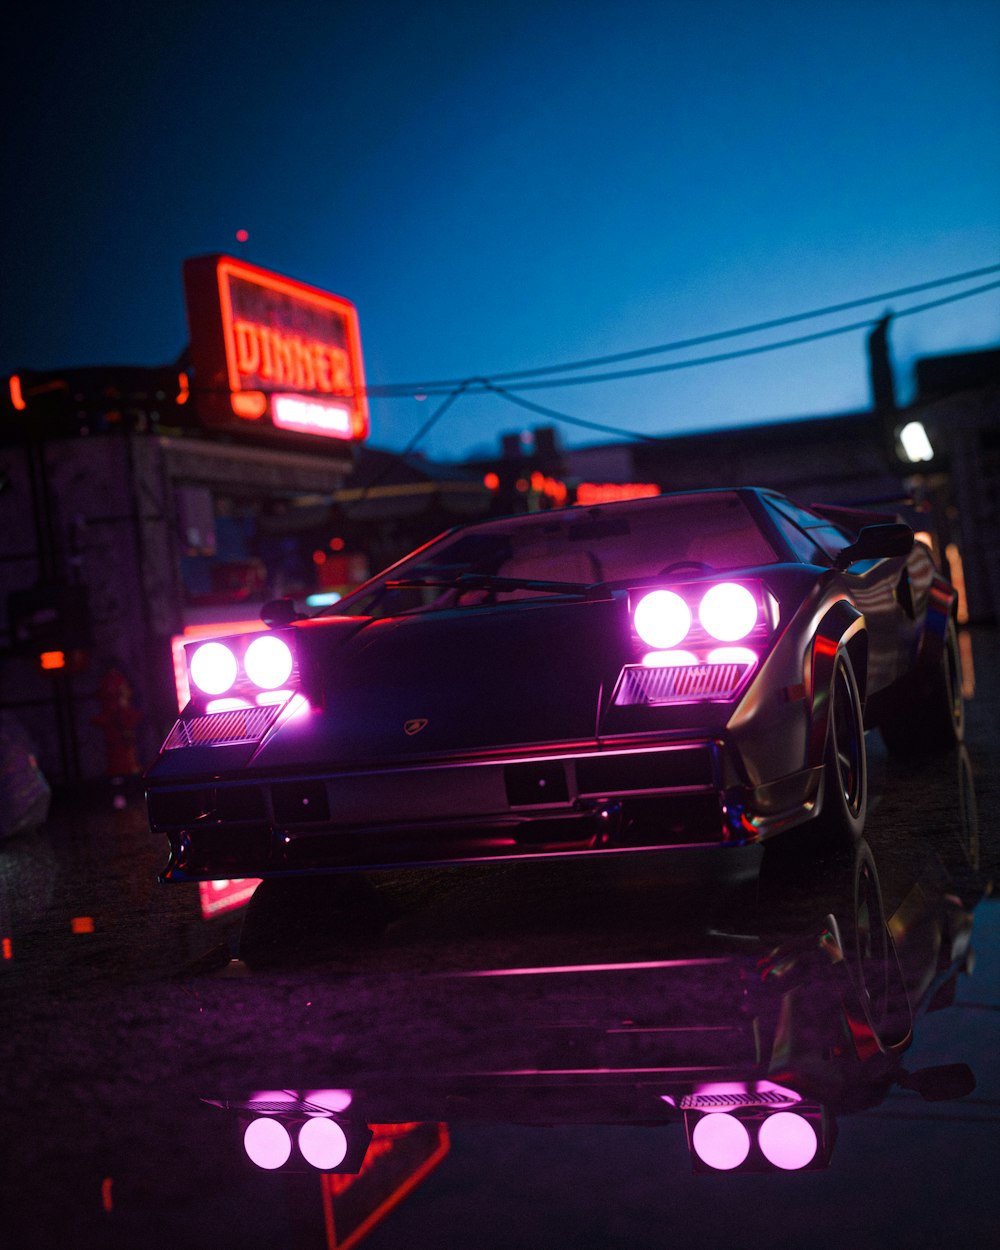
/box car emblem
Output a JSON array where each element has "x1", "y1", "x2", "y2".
[{"x1": 404, "y1": 718, "x2": 428, "y2": 736}]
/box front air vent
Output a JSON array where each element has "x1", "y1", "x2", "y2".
[
  {"x1": 163, "y1": 705, "x2": 280, "y2": 749},
  {"x1": 614, "y1": 662, "x2": 751, "y2": 706}
]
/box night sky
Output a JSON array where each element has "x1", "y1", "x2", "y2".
[{"x1": 3, "y1": 0, "x2": 999, "y2": 461}]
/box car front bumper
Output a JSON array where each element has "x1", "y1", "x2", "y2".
[{"x1": 147, "y1": 736, "x2": 823, "y2": 881}]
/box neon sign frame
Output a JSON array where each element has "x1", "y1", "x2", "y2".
[{"x1": 183, "y1": 255, "x2": 369, "y2": 443}]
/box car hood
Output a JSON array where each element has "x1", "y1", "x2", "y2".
[{"x1": 254, "y1": 597, "x2": 628, "y2": 768}]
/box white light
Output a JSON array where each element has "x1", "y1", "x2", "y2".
[
  {"x1": 298, "y1": 1117, "x2": 349, "y2": 1170},
  {"x1": 691, "y1": 1113, "x2": 752, "y2": 1170},
  {"x1": 898, "y1": 421, "x2": 934, "y2": 463},
  {"x1": 305, "y1": 591, "x2": 343, "y2": 607},
  {"x1": 256, "y1": 689, "x2": 293, "y2": 706},
  {"x1": 698, "y1": 583, "x2": 758, "y2": 642},
  {"x1": 244, "y1": 1118, "x2": 292, "y2": 1169},
  {"x1": 190, "y1": 642, "x2": 239, "y2": 696},
  {"x1": 205, "y1": 697, "x2": 252, "y2": 714},
  {"x1": 633, "y1": 590, "x2": 691, "y2": 649},
  {"x1": 707, "y1": 647, "x2": 756, "y2": 667},
  {"x1": 757, "y1": 1111, "x2": 818, "y2": 1170},
  {"x1": 272, "y1": 394, "x2": 352, "y2": 438},
  {"x1": 642, "y1": 649, "x2": 698, "y2": 668},
  {"x1": 244, "y1": 635, "x2": 294, "y2": 689}
]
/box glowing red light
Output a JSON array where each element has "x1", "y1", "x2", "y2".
[
  {"x1": 484, "y1": 472, "x2": 500, "y2": 491},
  {"x1": 633, "y1": 590, "x2": 691, "y2": 649},
  {"x1": 329, "y1": 536, "x2": 345, "y2": 551},
  {"x1": 9, "y1": 375, "x2": 26, "y2": 411},
  {"x1": 235, "y1": 228, "x2": 249, "y2": 243},
  {"x1": 39, "y1": 650, "x2": 66, "y2": 670}
]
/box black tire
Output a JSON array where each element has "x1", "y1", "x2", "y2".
[
  {"x1": 813, "y1": 650, "x2": 867, "y2": 847},
  {"x1": 881, "y1": 617, "x2": 964, "y2": 756}
]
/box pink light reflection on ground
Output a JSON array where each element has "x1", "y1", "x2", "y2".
[
  {"x1": 298, "y1": 1118, "x2": 349, "y2": 1170},
  {"x1": 244, "y1": 1118, "x2": 293, "y2": 1169},
  {"x1": 691, "y1": 1113, "x2": 751, "y2": 1169},
  {"x1": 757, "y1": 1111, "x2": 818, "y2": 1169}
]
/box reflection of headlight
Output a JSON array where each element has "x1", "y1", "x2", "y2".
[
  {"x1": 190, "y1": 642, "x2": 239, "y2": 695},
  {"x1": 243, "y1": 1118, "x2": 293, "y2": 1169},
  {"x1": 298, "y1": 1118, "x2": 349, "y2": 1169},
  {"x1": 691, "y1": 1113, "x2": 751, "y2": 1170},
  {"x1": 244, "y1": 635, "x2": 294, "y2": 689}
]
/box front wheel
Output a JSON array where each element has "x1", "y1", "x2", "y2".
[{"x1": 813, "y1": 650, "x2": 867, "y2": 847}]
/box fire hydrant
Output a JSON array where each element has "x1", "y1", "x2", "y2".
[{"x1": 92, "y1": 669, "x2": 142, "y2": 778}]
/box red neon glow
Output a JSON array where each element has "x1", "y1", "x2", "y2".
[
  {"x1": 299, "y1": 1118, "x2": 349, "y2": 1170},
  {"x1": 757, "y1": 1111, "x2": 818, "y2": 1169},
  {"x1": 39, "y1": 650, "x2": 66, "y2": 670},
  {"x1": 483, "y1": 471, "x2": 500, "y2": 490},
  {"x1": 236, "y1": 228, "x2": 249, "y2": 243},
  {"x1": 2, "y1": 937, "x2": 12, "y2": 960},
  {"x1": 576, "y1": 482, "x2": 660, "y2": 506},
  {"x1": 101, "y1": 1178, "x2": 114, "y2": 1213},
  {"x1": 633, "y1": 590, "x2": 691, "y2": 649},
  {"x1": 71, "y1": 916, "x2": 95, "y2": 934},
  {"x1": 9, "y1": 375, "x2": 26, "y2": 410},
  {"x1": 699, "y1": 583, "x2": 759, "y2": 641},
  {"x1": 198, "y1": 878, "x2": 261, "y2": 918},
  {"x1": 244, "y1": 635, "x2": 293, "y2": 689},
  {"x1": 177, "y1": 372, "x2": 190, "y2": 405},
  {"x1": 190, "y1": 641, "x2": 239, "y2": 695},
  {"x1": 691, "y1": 1113, "x2": 751, "y2": 1169},
  {"x1": 211, "y1": 256, "x2": 369, "y2": 440},
  {"x1": 244, "y1": 1118, "x2": 293, "y2": 1169}
]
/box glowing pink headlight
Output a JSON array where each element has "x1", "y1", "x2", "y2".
[
  {"x1": 633, "y1": 590, "x2": 692, "y2": 649},
  {"x1": 698, "y1": 582, "x2": 758, "y2": 642},
  {"x1": 244, "y1": 635, "x2": 294, "y2": 689},
  {"x1": 190, "y1": 641, "x2": 239, "y2": 696}
]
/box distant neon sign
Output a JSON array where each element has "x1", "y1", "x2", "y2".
[
  {"x1": 183, "y1": 255, "x2": 369, "y2": 442},
  {"x1": 575, "y1": 482, "x2": 660, "y2": 505}
]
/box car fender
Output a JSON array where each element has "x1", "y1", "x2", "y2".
[
  {"x1": 808, "y1": 599, "x2": 867, "y2": 768},
  {"x1": 916, "y1": 572, "x2": 959, "y2": 669}
]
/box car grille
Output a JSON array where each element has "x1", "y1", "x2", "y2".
[
  {"x1": 163, "y1": 705, "x2": 280, "y2": 749},
  {"x1": 615, "y1": 661, "x2": 750, "y2": 705}
]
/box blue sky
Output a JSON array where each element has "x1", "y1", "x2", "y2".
[{"x1": 2, "y1": 0, "x2": 998, "y2": 461}]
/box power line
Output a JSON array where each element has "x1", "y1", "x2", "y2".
[{"x1": 366, "y1": 261, "x2": 1000, "y2": 397}]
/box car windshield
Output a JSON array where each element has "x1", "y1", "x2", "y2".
[{"x1": 330, "y1": 491, "x2": 780, "y2": 617}]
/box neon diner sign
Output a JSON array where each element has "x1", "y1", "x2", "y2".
[{"x1": 183, "y1": 254, "x2": 369, "y2": 442}]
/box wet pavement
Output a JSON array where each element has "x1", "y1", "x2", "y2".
[{"x1": 1, "y1": 629, "x2": 998, "y2": 1249}]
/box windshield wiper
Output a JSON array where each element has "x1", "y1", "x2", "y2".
[{"x1": 386, "y1": 573, "x2": 608, "y2": 598}]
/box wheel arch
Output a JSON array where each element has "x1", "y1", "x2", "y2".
[{"x1": 808, "y1": 599, "x2": 867, "y2": 767}]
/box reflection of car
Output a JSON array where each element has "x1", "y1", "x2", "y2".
[{"x1": 146, "y1": 488, "x2": 964, "y2": 883}]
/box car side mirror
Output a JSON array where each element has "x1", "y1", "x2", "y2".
[
  {"x1": 834, "y1": 522, "x2": 914, "y2": 570},
  {"x1": 261, "y1": 597, "x2": 303, "y2": 627}
]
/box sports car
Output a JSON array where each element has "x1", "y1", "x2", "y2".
[{"x1": 146, "y1": 487, "x2": 964, "y2": 882}]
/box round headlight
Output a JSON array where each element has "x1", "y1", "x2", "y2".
[
  {"x1": 698, "y1": 583, "x2": 758, "y2": 642},
  {"x1": 244, "y1": 635, "x2": 294, "y2": 689},
  {"x1": 691, "y1": 1113, "x2": 752, "y2": 1170},
  {"x1": 757, "y1": 1111, "x2": 818, "y2": 1170},
  {"x1": 190, "y1": 641, "x2": 239, "y2": 696},
  {"x1": 298, "y1": 1117, "x2": 349, "y2": 1170},
  {"x1": 633, "y1": 590, "x2": 692, "y2": 649},
  {"x1": 243, "y1": 1118, "x2": 292, "y2": 1170}
]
